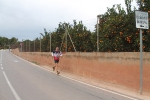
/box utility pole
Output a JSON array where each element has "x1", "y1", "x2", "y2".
[
  {"x1": 60, "y1": 24, "x2": 76, "y2": 52},
  {"x1": 65, "y1": 24, "x2": 67, "y2": 52},
  {"x1": 29, "y1": 40, "x2": 30, "y2": 52},
  {"x1": 20, "y1": 42, "x2": 22, "y2": 57},
  {"x1": 97, "y1": 15, "x2": 101, "y2": 52},
  {"x1": 40, "y1": 36, "x2": 41, "y2": 52},
  {"x1": 26, "y1": 41, "x2": 27, "y2": 52},
  {"x1": 67, "y1": 28, "x2": 76, "y2": 52},
  {"x1": 49, "y1": 31, "x2": 51, "y2": 52},
  {"x1": 22, "y1": 39, "x2": 23, "y2": 52},
  {"x1": 34, "y1": 39, "x2": 35, "y2": 52},
  {"x1": 21, "y1": 42, "x2": 22, "y2": 52},
  {"x1": 23, "y1": 40, "x2": 25, "y2": 52}
]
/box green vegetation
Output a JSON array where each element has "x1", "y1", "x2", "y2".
[
  {"x1": 0, "y1": 37, "x2": 18, "y2": 49},
  {"x1": 1, "y1": 0, "x2": 150, "y2": 52}
]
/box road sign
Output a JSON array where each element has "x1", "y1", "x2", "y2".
[
  {"x1": 135, "y1": 10, "x2": 149, "y2": 94},
  {"x1": 135, "y1": 10, "x2": 149, "y2": 29}
]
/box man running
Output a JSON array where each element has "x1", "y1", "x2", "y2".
[{"x1": 51, "y1": 47, "x2": 62, "y2": 75}]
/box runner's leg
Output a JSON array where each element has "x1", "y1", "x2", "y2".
[
  {"x1": 56, "y1": 61, "x2": 60, "y2": 75},
  {"x1": 53, "y1": 60, "x2": 56, "y2": 71}
]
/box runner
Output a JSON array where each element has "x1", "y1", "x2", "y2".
[{"x1": 51, "y1": 47, "x2": 62, "y2": 75}]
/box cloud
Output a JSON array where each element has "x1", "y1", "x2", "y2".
[{"x1": 0, "y1": 0, "x2": 137, "y2": 41}]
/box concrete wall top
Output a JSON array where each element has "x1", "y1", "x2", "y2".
[
  {"x1": 24, "y1": 52, "x2": 150, "y2": 61},
  {"x1": 64, "y1": 52, "x2": 150, "y2": 59}
]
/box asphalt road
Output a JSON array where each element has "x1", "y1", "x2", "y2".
[{"x1": 0, "y1": 50, "x2": 141, "y2": 100}]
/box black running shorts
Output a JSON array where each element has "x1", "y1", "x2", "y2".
[{"x1": 54, "y1": 60, "x2": 59, "y2": 63}]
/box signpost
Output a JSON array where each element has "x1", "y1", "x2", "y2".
[{"x1": 135, "y1": 10, "x2": 149, "y2": 94}]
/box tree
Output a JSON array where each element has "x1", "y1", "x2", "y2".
[
  {"x1": 9, "y1": 37, "x2": 18, "y2": 49},
  {"x1": 136, "y1": 0, "x2": 150, "y2": 51},
  {"x1": 40, "y1": 28, "x2": 51, "y2": 52},
  {"x1": 0, "y1": 37, "x2": 18, "y2": 49}
]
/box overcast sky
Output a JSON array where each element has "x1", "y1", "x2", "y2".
[{"x1": 0, "y1": 0, "x2": 137, "y2": 41}]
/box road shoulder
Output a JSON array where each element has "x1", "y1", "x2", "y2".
[{"x1": 41, "y1": 65, "x2": 150, "y2": 100}]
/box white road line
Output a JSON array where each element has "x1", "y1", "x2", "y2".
[
  {"x1": 1, "y1": 67, "x2": 3, "y2": 70},
  {"x1": 3, "y1": 71, "x2": 21, "y2": 100},
  {"x1": 0, "y1": 64, "x2": 2, "y2": 66},
  {"x1": 14, "y1": 60, "x2": 18, "y2": 62},
  {"x1": 0, "y1": 51, "x2": 2, "y2": 62}
]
